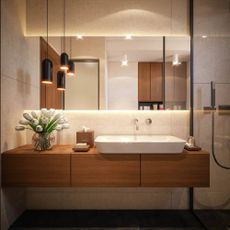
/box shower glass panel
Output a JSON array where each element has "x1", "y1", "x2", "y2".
[{"x1": 193, "y1": 0, "x2": 230, "y2": 208}]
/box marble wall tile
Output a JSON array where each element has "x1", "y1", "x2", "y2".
[
  {"x1": 1, "y1": 0, "x2": 40, "y2": 229},
  {"x1": 194, "y1": 0, "x2": 230, "y2": 36}
]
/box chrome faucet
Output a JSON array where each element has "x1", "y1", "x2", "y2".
[
  {"x1": 134, "y1": 118, "x2": 139, "y2": 131},
  {"x1": 145, "y1": 118, "x2": 152, "y2": 125}
]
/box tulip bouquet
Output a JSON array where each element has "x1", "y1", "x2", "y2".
[{"x1": 15, "y1": 109, "x2": 70, "y2": 151}]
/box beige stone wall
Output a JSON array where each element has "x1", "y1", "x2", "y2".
[
  {"x1": 26, "y1": 0, "x2": 189, "y2": 36},
  {"x1": 1, "y1": 0, "x2": 40, "y2": 229}
]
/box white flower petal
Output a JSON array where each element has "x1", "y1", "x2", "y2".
[
  {"x1": 49, "y1": 109, "x2": 55, "y2": 116},
  {"x1": 35, "y1": 125, "x2": 43, "y2": 132},
  {"x1": 19, "y1": 119, "x2": 30, "y2": 125},
  {"x1": 31, "y1": 111, "x2": 38, "y2": 119},
  {"x1": 23, "y1": 113, "x2": 33, "y2": 121},
  {"x1": 15, "y1": 125, "x2": 25, "y2": 131},
  {"x1": 62, "y1": 123, "x2": 70, "y2": 129},
  {"x1": 31, "y1": 119, "x2": 39, "y2": 126},
  {"x1": 55, "y1": 124, "x2": 63, "y2": 131}
]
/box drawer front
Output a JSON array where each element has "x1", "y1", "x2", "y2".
[
  {"x1": 2, "y1": 154, "x2": 71, "y2": 187},
  {"x1": 71, "y1": 154, "x2": 140, "y2": 187},
  {"x1": 141, "y1": 154, "x2": 210, "y2": 187}
]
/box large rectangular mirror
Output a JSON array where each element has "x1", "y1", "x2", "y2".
[{"x1": 43, "y1": 36, "x2": 190, "y2": 110}]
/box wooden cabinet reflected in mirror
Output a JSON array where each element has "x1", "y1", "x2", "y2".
[{"x1": 138, "y1": 62, "x2": 163, "y2": 110}]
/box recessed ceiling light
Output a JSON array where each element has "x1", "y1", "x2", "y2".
[
  {"x1": 125, "y1": 34, "x2": 132, "y2": 40},
  {"x1": 202, "y1": 35, "x2": 207, "y2": 38},
  {"x1": 76, "y1": 35, "x2": 83, "y2": 40}
]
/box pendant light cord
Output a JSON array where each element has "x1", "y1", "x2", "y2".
[
  {"x1": 70, "y1": 37, "x2": 72, "y2": 58},
  {"x1": 63, "y1": 0, "x2": 66, "y2": 52},
  {"x1": 46, "y1": 0, "x2": 49, "y2": 59}
]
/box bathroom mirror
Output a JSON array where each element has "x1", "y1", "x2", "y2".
[{"x1": 45, "y1": 36, "x2": 190, "y2": 110}]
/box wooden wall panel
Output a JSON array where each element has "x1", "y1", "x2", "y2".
[{"x1": 40, "y1": 37, "x2": 64, "y2": 109}]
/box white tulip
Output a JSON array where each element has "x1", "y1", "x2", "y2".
[
  {"x1": 63, "y1": 117, "x2": 68, "y2": 123},
  {"x1": 62, "y1": 123, "x2": 70, "y2": 129},
  {"x1": 31, "y1": 119, "x2": 39, "y2": 126},
  {"x1": 31, "y1": 111, "x2": 38, "y2": 119},
  {"x1": 36, "y1": 125, "x2": 43, "y2": 132},
  {"x1": 23, "y1": 113, "x2": 33, "y2": 121},
  {"x1": 58, "y1": 118, "x2": 65, "y2": 124},
  {"x1": 49, "y1": 109, "x2": 55, "y2": 116},
  {"x1": 41, "y1": 108, "x2": 49, "y2": 117},
  {"x1": 45, "y1": 110, "x2": 52, "y2": 118},
  {"x1": 53, "y1": 113, "x2": 62, "y2": 121},
  {"x1": 41, "y1": 108, "x2": 47, "y2": 113},
  {"x1": 55, "y1": 124, "x2": 63, "y2": 131},
  {"x1": 15, "y1": 125, "x2": 25, "y2": 131},
  {"x1": 41, "y1": 116, "x2": 49, "y2": 124},
  {"x1": 19, "y1": 119, "x2": 30, "y2": 125}
]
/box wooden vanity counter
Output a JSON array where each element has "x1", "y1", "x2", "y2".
[{"x1": 2, "y1": 145, "x2": 210, "y2": 187}]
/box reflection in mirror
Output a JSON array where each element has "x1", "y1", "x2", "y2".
[
  {"x1": 65, "y1": 60, "x2": 99, "y2": 110},
  {"x1": 106, "y1": 37, "x2": 163, "y2": 110},
  {"x1": 165, "y1": 37, "x2": 190, "y2": 110},
  {"x1": 44, "y1": 36, "x2": 190, "y2": 110}
]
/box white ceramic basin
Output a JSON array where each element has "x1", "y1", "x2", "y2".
[{"x1": 95, "y1": 135, "x2": 186, "y2": 154}]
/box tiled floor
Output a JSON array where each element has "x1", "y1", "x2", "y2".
[{"x1": 9, "y1": 210, "x2": 230, "y2": 230}]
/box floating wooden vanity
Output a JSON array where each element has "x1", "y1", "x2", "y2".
[{"x1": 2, "y1": 145, "x2": 210, "y2": 187}]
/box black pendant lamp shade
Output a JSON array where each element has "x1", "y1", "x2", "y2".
[
  {"x1": 57, "y1": 71, "x2": 66, "y2": 90},
  {"x1": 60, "y1": 52, "x2": 69, "y2": 70},
  {"x1": 42, "y1": 58, "x2": 53, "y2": 84},
  {"x1": 67, "y1": 60, "x2": 75, "y2": 76}
]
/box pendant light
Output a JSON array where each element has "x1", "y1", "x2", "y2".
[
  {"x1": 60, "y1": 0, "x2": 69, "y2": 70},
  {"x1": 67, "y1": 38, "x2": 75, "y2": 76},
  {"x1": 121, "y1": 54, "x2": 128, "y2": 66},
  {"x1": 172, "y1": 54, "x2": 181, "y2": 66},
  {"x1": 42, "y1": 0, "x2": 53, "y2": 84},
  {"x1": 57, "y1": 71, "x2": 66, "y2": 90}
]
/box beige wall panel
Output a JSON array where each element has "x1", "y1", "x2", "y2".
[
  {"x1": 1, "y1": 0, "x2": 40, "y2": 229},
  {"x1": 26, "y1": 0, "x2": 189, "y2": 36},
  {"x1": 172, "y1": 0, "x2": 189, "y2": 35}
]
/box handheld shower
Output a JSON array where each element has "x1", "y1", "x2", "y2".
[{"x1": 205, "y1": 81, "x2": 230, "y2": 169}]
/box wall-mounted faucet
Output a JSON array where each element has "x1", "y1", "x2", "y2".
[
  {"x1": 145, "y1": 118, "x2": 152, "y2": 125},
  {"x1": 203, "y1": 81, "x2": 216, "y2": 111},
  {"x1": 134, "y1": 118, "x2": 139, "y2": 131}
]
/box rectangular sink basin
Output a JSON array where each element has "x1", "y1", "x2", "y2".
[{"x1": 95, "y1": 135, "x2": 186, "y2": 154}]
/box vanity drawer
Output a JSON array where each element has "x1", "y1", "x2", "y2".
[
  {"x1": 71, "y1": 153, "x2": 140, "y2": 187},
  {"x1": 2, "y1": 151, "x2": 71, "y2": 187},
  {"x1": 141, "y1": 151, "x2": 210, "y2": 187}
]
